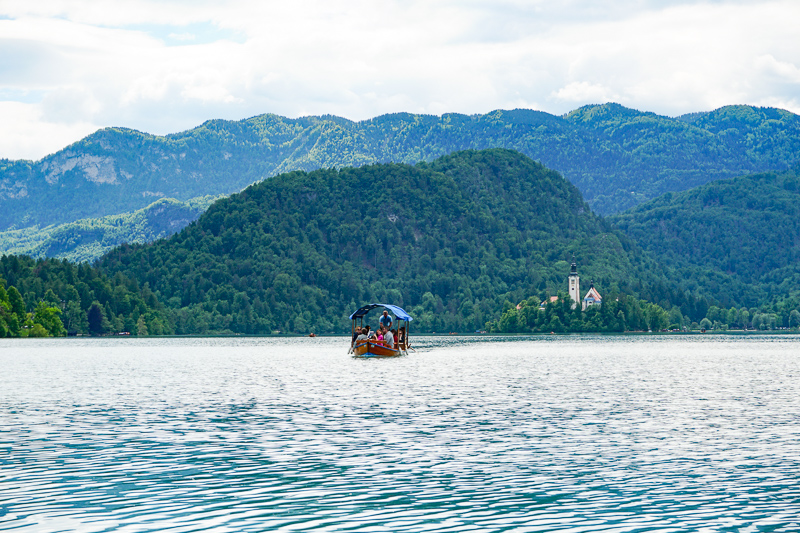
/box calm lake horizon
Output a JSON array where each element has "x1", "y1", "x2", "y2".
[{"x1": 2, "y1": 335, "x2": 799, "y2": 532}]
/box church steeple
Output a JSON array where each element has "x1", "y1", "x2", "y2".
[{"x1": 568, "y1": 254, "x2": 580, "y2": 308}]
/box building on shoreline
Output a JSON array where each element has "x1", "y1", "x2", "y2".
[
  {"x1": 537, "y1": 257, "x2": 603, "y2": 311},
  {"x1": 568, "y1": 257, "x2": 602, "y2": 311},
  {"x1": 568, "y1": 257, "x2": 580, "y2": 309},
  {"x1": 582, "y1": 281, "x2": 602, "y2": 311}
]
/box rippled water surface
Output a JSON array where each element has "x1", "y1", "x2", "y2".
[{"x1": 2, "y1": 335, "x2": 800, "y2": 532}]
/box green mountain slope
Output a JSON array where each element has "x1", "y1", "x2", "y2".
[
  {"x1": 610, "y1": 166, "x2": 800, "y2": 313},
  {"x1": 0, "y1": 196, "x2": 220, "y2": 263},
  {"x1": 98, "y1": 149, "x2": 669, "y2": 334},
  {"x1": 0, "y1": 255, "x2": 172, "y2": 336},
  {"x1": 564, "y1": 104, "x2": 800, "y2": 210},
  {"x1": 2, "y1": 104, "x2": 798, "y2": 235}
]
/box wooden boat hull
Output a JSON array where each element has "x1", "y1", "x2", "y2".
[{"x1": 353, "y1": 340, "x2": 403, "y2": 357}]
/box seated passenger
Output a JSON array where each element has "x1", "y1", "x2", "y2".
[
  {"x1": 355, "y1": 329, "x2": 369, "y2": 343},
  {"x1": 352, "y1": 326, "x2": 362, "y2": 345},
  {"x1": 384, "y1": 327, "x2": 394, "y2": 348}
]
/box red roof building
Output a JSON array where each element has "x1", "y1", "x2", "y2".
[{"x1": 582, "y1": 282, "x2": 602, "y2": 311}]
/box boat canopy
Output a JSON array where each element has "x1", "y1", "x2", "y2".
[{"x1": 349, "y1": 303, "x2": 413, "y2": 322}]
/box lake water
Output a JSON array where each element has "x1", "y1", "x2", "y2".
[{"x1": 2, "y1": 335, "x2": 799, "y2": 532}]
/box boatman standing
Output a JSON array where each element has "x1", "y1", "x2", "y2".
[{"x1": 380, "y1": 310, "x2": 393, "y2": 330}]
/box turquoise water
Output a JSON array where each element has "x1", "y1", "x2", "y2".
[{"x1": 2, "y1": 335, "x2": 799, "y2": 532}]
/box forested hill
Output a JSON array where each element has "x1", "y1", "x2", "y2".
[
  {"x1": 2, "y1": 104, "x2": 799, "y2": 233},
  {"x1": 98, "y1": 149, "x2": 669, "y2": 335},
  {"x1": 0, "y1": 195, "x2": 220, "y2": 263},
  {"x1": 610, "y1": 166, "x2": 800, "y2": 313},
  {"x1": 0, "y1": 255, "x2": 172, "y2": 337}
]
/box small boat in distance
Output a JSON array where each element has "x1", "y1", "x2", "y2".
[{"x1": 349, "y1": 303, "x2": 413, "y2": 357}]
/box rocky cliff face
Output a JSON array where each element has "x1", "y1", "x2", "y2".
[{"x1": 42, "y1": 153, "x2": 119, "y2": 184}]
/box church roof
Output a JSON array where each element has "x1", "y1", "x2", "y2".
[{"x1": 584, "y1": 286, "x2": 602, "y2": 301}]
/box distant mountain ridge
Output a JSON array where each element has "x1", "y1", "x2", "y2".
[
  {"x1": 2, "y1": 104, "x2": 798, "y2": 232},
  {"x1": 0, "y1": 196, "x2": 219, "y2": 263}
]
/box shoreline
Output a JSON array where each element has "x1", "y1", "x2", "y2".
[{"x1": 5, "y1": 330, "x2": 800, "y2": 340}]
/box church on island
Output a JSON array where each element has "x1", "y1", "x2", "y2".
[
  {"x1": 569, "y1": 257, "x2": 602, "y2": 310},
  {"x1": 559, "y1": 257, "x2": 601, "y2": 311},
  {"x1": 537, "y1": 257, "x2": 602, "y2": 311}
]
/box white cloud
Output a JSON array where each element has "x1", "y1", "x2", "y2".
[
  {"x1": 755, "y1": 54, "x2": 800, "y2": 83},
  {"x1": 552, "y1": 82, "x2": 617, "y2": 103},
  {"x1": 0, "y1": 101, "x2": 99, "y2": 160},
  {"x1": 0, "y1": 0, "x2": 799, "y2": 160}
]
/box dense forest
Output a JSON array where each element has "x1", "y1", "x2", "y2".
[
  {"x1": 487, "y1": 293, "x2": 674, "y2": 334},
  {"x1": 488, "y1": 162, "x2": 800, "y2": 333},
  {"x1": 2, "y1": 104, "x2": 799, "y2": 245},
  {"x1": 488, "y1": 292, "x2": 800, "y2": 333},
  {"x1": 0, "y1": 280, "x2": 63, "y2": 338},
  {"x1": 97, "y1": 149, "x2": 683, "y2": 335},
  {"x1": 0, "y1": 195, "x2": 220, "y2": 262},
  {"x1": 0, "y1": 255, "x2": 172, "y2": 337},
  {"x1": 610, "y1": 166, "x2": 800, "y2": 325},
  {"x1": 4, "y1": 150, "x2": 800, "y2": 337}
]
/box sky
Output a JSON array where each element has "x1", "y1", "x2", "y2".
[{"x1": 1, "y1": 0, "x2": 799, "y2": 161}]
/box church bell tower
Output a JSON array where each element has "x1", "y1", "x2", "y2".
[{"x1": 568, "y1": 255, "x2": 580, "y2": 309}]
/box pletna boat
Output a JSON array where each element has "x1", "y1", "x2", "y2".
[{"x1": 349, "y1": 303, "x2": 413, "y2": 357}]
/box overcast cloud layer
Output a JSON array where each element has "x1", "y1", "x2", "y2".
[{"x1": 1, "y1": 0, "x2": 799, "y2": 160}]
